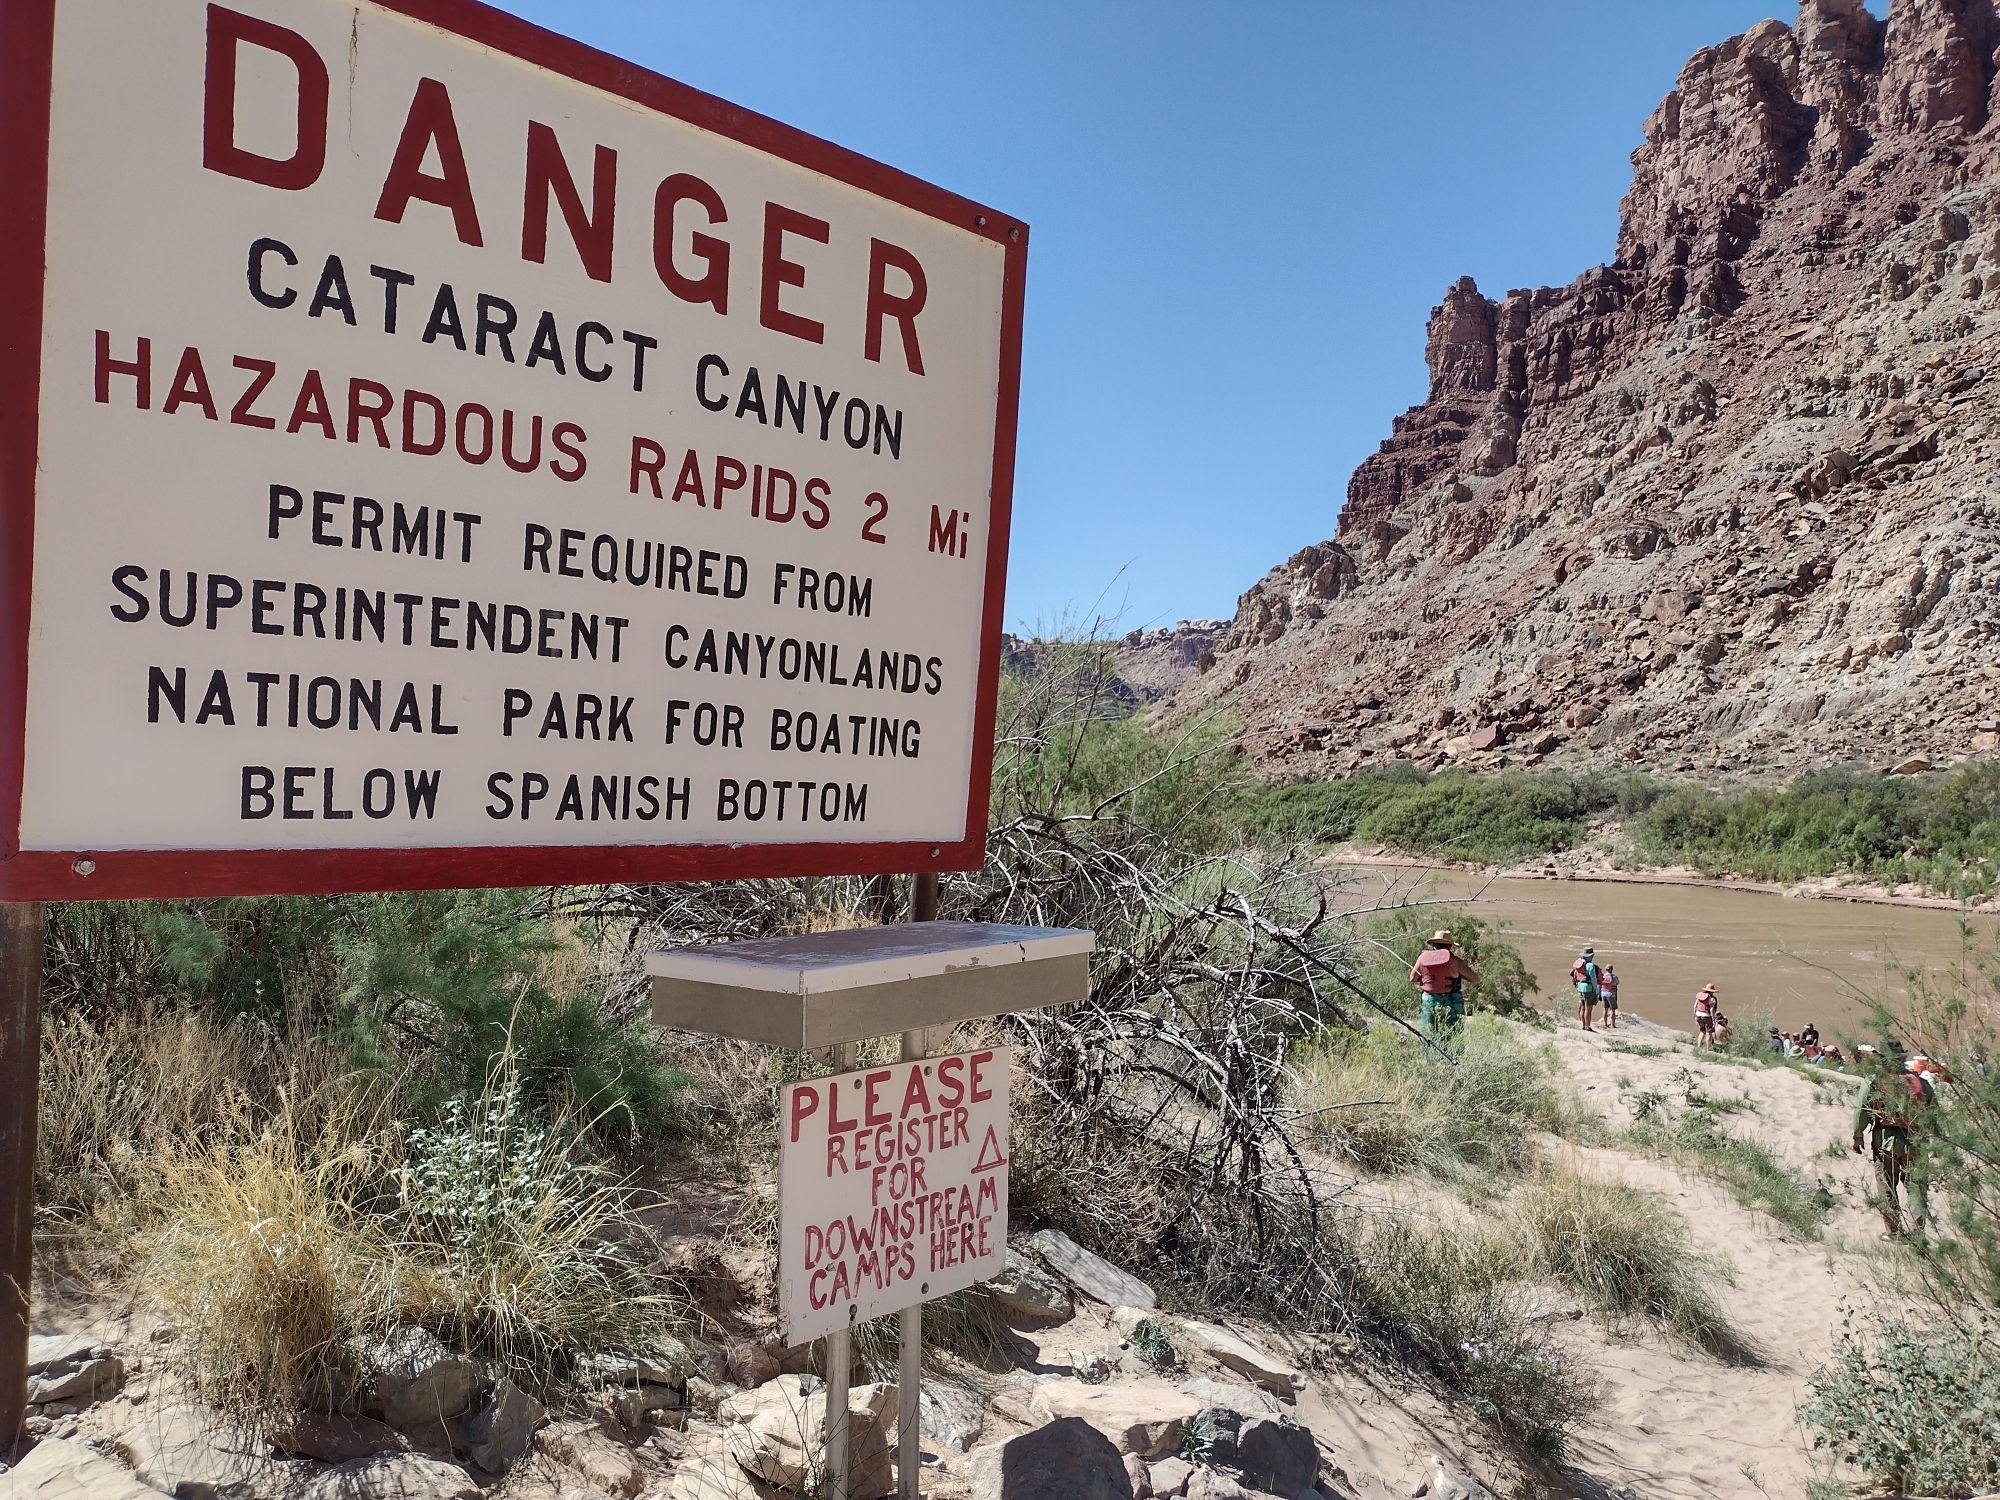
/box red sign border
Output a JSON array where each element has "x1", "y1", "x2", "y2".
[{"x1": 0, "y1": 0, "x2": 1027, "y2": 900}]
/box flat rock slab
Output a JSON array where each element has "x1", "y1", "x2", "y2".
[
  {"x1": 1029, "y1": 1230, "x2": 1157, "y2": 1310},
  {"x1": 1177, "y1": 1379, "x2": 1279, "y2": 1417},
  {"x1": 1032, "y1": 1383, "x2": 1202, "y2": 1460},
  {"x1": 666, "y1": 1453, "x2": 783, "y2": 1499},
  {"x1": 270, "y1": 1412, "x2": 407, "y2": 1465},
  {"x1": 293, "y1": 1454, "x2": 481, "y2": 1500},
  {"x1": 3, "y1": 1438, "x2": 158, "y2": 1500},
  {"x1": 116, "y1": 1401, "x2": 293, "y2": 1498},
  {"x1": 26, "y1": 1335, "x2": 109, "y2": 1376},
  {"x1": 1172, "y1": 1320, "x2": 1300, "y2": 1396},
  {"x1": 26, "y1": 1356, "x2": 123, "y2": 1406}
]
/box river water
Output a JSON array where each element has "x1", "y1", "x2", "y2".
[{"x1": 1333, "y1": 863, "x2": 1998, "y2": 1040}]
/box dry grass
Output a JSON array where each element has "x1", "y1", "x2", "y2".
[
  {"x1": 137, "y1": 1089, "x2": 397, "y2": 1420},
  {"x1": 1290, "y1": 1015, "x2": 1577, "y2": 1179},
  {"x1": 1514, "y1": 1167, "x2": 1759, "y2": 1364}
]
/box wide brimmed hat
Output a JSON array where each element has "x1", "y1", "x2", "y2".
[
  {"x1": 1699, "y1": 983, "x2": 1717, "y2": 993},
  {"x1": 1429, "y1": 929, "x2": 1453, "y2": 945}
]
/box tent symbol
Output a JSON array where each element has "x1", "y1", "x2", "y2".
[{"x1": 971, "y1": 1124, "x2": 1007, "y2": 1174}]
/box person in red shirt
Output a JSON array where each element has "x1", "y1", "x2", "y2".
[{"x1": 1693, "y1": 983, "x2": 1720, "y2": 1049}]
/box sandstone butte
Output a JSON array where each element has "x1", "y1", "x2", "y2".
[{"x1": 1154, "y1": 0, "x2": 2000, "y2": 778}]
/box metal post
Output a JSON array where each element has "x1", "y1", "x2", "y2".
[
  {"x1": 897, "y1": 870, "x2": 939, "y2": 1498},
  {"x1": 0, "y1": 901, "x2": 46, "y2": 1454},
  {"x1": 823, "y1": 1038, "x2": 855, "y2": 1500}
]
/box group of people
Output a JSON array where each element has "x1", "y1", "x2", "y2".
[
  {"x1": 1568, "y1": 948, "x2": 1623, "y2": 1031},
  {"x1": 1765, "y1": 1022, "x2": 1849, "y2": 1067}
]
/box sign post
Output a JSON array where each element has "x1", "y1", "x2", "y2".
[
  {"x1": 0, "y1": 0, "x2": 1027, "y2": 1465},
  {"x1": 0, "y1": 902, "x2": 45, "y2": 1450},
  {"x1": 649, "y1": 921, "x2": 1085, "y2": 1497}
]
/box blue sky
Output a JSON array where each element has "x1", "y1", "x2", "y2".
[{"x1": 493, "y1": 1, "x2": 1845, "y2": 634}]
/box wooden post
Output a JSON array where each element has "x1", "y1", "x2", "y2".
[
  {"x1": 898, "y1": 870, "x2": 940, "y2": 1498},
  {"x1": 823, "y1": 1038, "x2": 856, "y2": 1500},
  {"x1": 0, "y1": 901, "x2": 45, "y2": 1453}
]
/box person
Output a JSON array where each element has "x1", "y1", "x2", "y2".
[
  {"x1": 1693, "y1": 983, "x2": 1719, "y2": 1048},
  {"x1": 1599, "y1": 965, "x2": 1621, "y2": 1029},
  {"x1": 1852, "y1": 1044, "x2": 1935, "y2": 1237},
  {"x1": 1799, "y1": 1021, "x2": 1820, "y2": 1051},
  {"x1": 1571, "y1": 947, "x2": 1602, "y2": 1032},
  {"x1": 1766, "y1": 1026, "x2": 1784, "y2": 1055},
  {"x1": 1714, "y1": 1011, "x2": 1733, "y2": 1049},
  {"x1": 1411, "y1": 929, "x2": 1479, "y2": 1040}
]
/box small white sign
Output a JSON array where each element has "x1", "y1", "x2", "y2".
[{"x1": 779, "y1": 1047, "x2": 1009, "y2": 1344}]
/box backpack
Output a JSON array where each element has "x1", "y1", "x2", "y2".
[
  {"x1": 1875, "y1": 1072, "x2": 1930, "y2": 1131},
  {"x1": 1570, "y1": 957, "x2": 1590, "y2": 984}
]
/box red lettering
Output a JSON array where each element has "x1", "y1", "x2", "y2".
[
  {"x1": 865, "y1": 238, "x2": 928, "y2": 376},
  {"x1": 669, "y1": 449, "x2": 706, "y2": 507},
  {"x1": 286, "y1": 369, "x2": 335, "y2": 438},
  {"x1": 522, "y1": 121, "x2": 615, "y2": 282},
  {"x1": 863, "y1": 1069, "x2": 892, "y2": 1127},
  {"x1": 789, "y1": 1083, "x2": 820, "y2": 1145},
  {"x1": 899, "y1": 1067, "x2": 932, "y2": 1118},
  {"x1": 629, "y1": 436, "x2": 667, "y2": 498},
  {"x1": 228, "y1": 356, "x2": 276, "y2": 428},
  {"x1": 759, "y1": 202, "x2": 827, "y2": 344},
  {"x1": 375, "y1": 78, "x2": 483, "y2": 246},
  {"x1": 94, "y1": 331, "x2": 151, "y2": 409},
  {"x1": 936, "y1": 1055, "x2": 965, "y2": 1109},
  {"x1": 162, "y1": 346, "x2": 218, "y2": 420},
  {"x1": 827, "y1": 1078, "x2": 857, "y2": 1135},
  {"x1": 654, "y1": 173, "x2": 729, "y2": 313},
  {"x1": 202, "y1": 6, "x2": 327, "y2": 192},
  {"x1": 968, "y1": 1049, "x2": 994, "y2": 1104}
]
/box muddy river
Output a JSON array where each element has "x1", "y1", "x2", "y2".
[{"x1": 1334, "y1": 863, "x2": 1997, "y2": 1040}]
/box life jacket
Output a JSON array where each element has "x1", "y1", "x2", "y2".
[
  {"x1": 1873, "y1": 1072, "x2": 1929, "y2": 1131},
  {"x1": 1570, "y1": 957, "x2": 1591, "y2": 985},
  {"x1": 1600, "y1": 973, "x2": 1619, "y2": 1000},
  {"x1": 1694, "y1": 991, "x2": 1715, "y2": 1017},
  {"x1": 1414, "y1": 949, "x2": 1457, "y2": 995}
]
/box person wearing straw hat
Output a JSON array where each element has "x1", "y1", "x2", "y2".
[
  {"x1": 1411, "y1": 929, "x2": 1479, "y2": 1040},
  {"x1": 1693, "y1": 983, "x2": 1720, "y2": 1049}
]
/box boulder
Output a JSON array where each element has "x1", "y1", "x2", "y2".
[
  {"x1": 26, "y1": 1354, "x2": 123, "y2": 1406},
  {"x1": 1125, "y1": 1452, "x2": 1154, "y2": 1498},
  {"x1": 984, "y1": 1247, "x2": 1076, "y2": 1324},
  {"x1": 1171, "y1": 1320, "x2": 1300, "y2": 1396},
  {"x1": 720, "y1": 1375, "x2": 895, "y2": 1498},
  {"x1": 1149, "y1": 1456, "x2": 1196, "y2": 1498},
  {"x1": 918, "y1": 1378, "x2": 987, "y2": 1452},
  {"x1": 293, "y1": 1453, "x2": 481, "y2": 1500},
  {"x1": 609, "y1": 1382, "x2": 685, "y2": 1432},
  {"x1": 668, "y1": 1452, "x2": 781, "y2": 1499},
  {"x1": 968, "y1": 1417, "x2": 1135, "y2": 1500},
  {"x1": 353, "y1": 1328, "x2": 481, "y2": 1430},
  {"x1": 117, "y1": 1401, "x2": 292, "y2": 1498},
  {"x1": 546, "y1": 1424, "x2": 647, "y2": 1498},
  {"x1": 1032, "y1": 1383, "x2": 1202, "y2": 1459},
  {"x1": 725, "y1": 1341, "x2": 781, "y2": 1389},
  {"x1": 2, "y1": 1437, "x2": 158, "y2": 1500},
  {"x1": 461, "y1": 1378, "x2": 545, "y2": 1474},
  {"x1": 270, "y1": 1411, "x2": 406, "y2": 1463},
  {"x1": 1188, "y1": 1407, "x2": 1317, "y2": 1497},
  {"x1": 26, "y1": 1334, "x2": 109, "y2": 1374},
  {"x1": 585, "y1": 1345, "x2": 693, "y2": 1388},
  {"x1": 1416, "y1": 1454, "x2": 1495, "y2": 1500},
  {"x1": 1185, "y1": 1473, "x2": 1253, "y2": 1500},
  {"x1": 1029, "y1": 1230, "x2": 1157, "y2": 1310}
]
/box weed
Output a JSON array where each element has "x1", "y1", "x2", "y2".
[
  {"x1": 1604, "y1": 1039, "x2": 1667, "y2": 1058},
  {"x1": 1131, "y1": 1316, "x2": 1178, "y2": 1372},
  {"x1": 1628, "y1": 1105, "x2": 1832, "y2": 1239},
  {"x1": 1801, "y1": 1310, "x2": 2000, "y2": 1495}
]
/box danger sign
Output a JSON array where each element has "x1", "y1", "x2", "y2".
[
  {"x1": 779, "y1": 1048, "x2": 1009, "y2": 1343},
  {"x1": 0, "y1": 0, "x2": 1026, "y2": 899}
]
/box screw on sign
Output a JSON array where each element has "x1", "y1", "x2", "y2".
[{"x1": 779, "y1": 1049, "x2": 1009, "y2": 1344}]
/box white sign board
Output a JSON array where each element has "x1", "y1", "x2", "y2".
[
  {"x1": 779, "y1": 1047, "x2": 1009, "y2": 1343},
  {"x1": 0, "y1": 0, "x2": 1026, "y2": 899}
]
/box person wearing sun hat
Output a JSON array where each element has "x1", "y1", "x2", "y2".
[
  {"x1": 1569, "y1": 946, "x2": 1602, "y2": 1032},
  {"x1": 1693, "y1": 982, "x2": 1720, "y2": 1049},
  {"x1": 1410, "y1": 928, "x2": 1480, "y2": 1040}
]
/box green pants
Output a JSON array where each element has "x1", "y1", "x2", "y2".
[
  {"x1": 1871, "y1": 1125, "x2": 1931, "y2": 1233},
  {"x1": 1420, "y1": 992, "x2": 1464, "y2": 1039}
]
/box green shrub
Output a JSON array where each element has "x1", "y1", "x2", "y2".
[{"x1": 1802, "y1": 1311, "x2": 2000, "y2": 1496}]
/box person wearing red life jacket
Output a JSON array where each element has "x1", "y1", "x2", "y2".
[
  {"x1": 1570, "y1": 947, "x2": 1602, "y2": 1032},
  {"x1": 1599, "y1": 966, "x2": 1621, "y2": 1029},
  {"x1": 1692, "y1": 983, "x2": 1720, "y2": 1049},
  {"x1": 1411, "y1": 929, "x2": 1480, "y2": 1040},
  {"x1": 1852, "y1": 1043, "x2": 1935, "y2": 1237}
]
